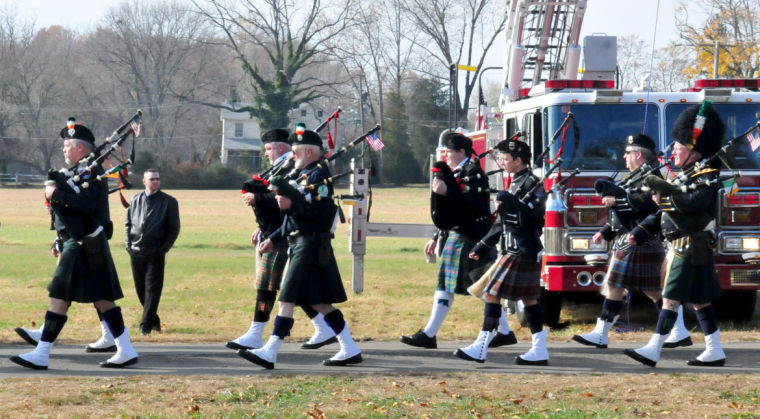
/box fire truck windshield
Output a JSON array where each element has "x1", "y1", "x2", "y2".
[
  {"x1": 665, "y1": 103, "x2": 760, "y2": 170},
  {"x1": 545, "y1": 104, "x2": 659, "y2": 171}
]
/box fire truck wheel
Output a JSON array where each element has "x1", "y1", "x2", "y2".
[
  {"x1": 539, "y1": 289, "x2": 564, "y2": 329},
  {"x1": 713, "y1": 290, "x2": 758, "y2": 322}
]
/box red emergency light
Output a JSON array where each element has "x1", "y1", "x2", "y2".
[
  {"x1": 544, "y1": 79, "x2": 615, "y2": 90},
  {"x1": 692, "y1": 78, "x2": 760, "y2": 91}
]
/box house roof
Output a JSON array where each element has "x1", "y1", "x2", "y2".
[{"x1": 224, "y1": 137, "x2": 261, "y2": 151}]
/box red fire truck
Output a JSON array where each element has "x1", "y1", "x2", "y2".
[{"x1": 462, "y1": 0, "x2": 760, "y2": 324}]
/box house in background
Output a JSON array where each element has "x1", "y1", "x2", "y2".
[{"x1": 220, "y1": 104, "x2": 327, "y2": 172}]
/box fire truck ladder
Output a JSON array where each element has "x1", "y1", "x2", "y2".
[{"x1": 503, "y1": 0, "x2": 586, "y2": 101}]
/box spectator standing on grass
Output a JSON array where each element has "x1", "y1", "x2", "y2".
[{"x1": 125, "y1": 169, "x2": 180, "y2": 335}]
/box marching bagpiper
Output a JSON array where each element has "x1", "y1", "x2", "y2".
[
  {"x1": 400, "y1": 132, "x2": 516, "y2": 350},
  {"x1": 227, "y1": 128, "x2": 336, "y2": 351},
  {"x1": 460, "y1": 138, "x2": 548, "y2": 365},
  {"x1": 625, "y1": 101, "x2": 727, "y2": 367},
  {"x1": 572, "y1": 134, "x2": 690, "y2": 349}
]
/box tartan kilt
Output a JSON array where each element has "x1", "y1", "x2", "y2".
[
  {"x1": 253, "y1": 241, "x2": 288, "y2": 292},
  {"x1": 47, "y1": 233, "x2": 123, "y2": 303},
  {"x1": 436, "y1": 231, "x2": 486, "y2": 295},
  {"x1": 605, "y1": 239, "x2": 665, "y2": 292},
  {"x1": 483, "y1": 253, "x2": 541, "y2": 301},
  {"x1": 662, "y1": 249, "x2": 722, "y2": 304},
  {"x1": 278, "y1": 235, "x2": 347, "y2": 306}
]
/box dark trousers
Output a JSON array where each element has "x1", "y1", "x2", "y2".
[{"x1": 130, "y1": 252, "x2": 166, "y2": 332}]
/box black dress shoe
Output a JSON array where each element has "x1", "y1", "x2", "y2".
[
  {"x1": 237, "y1": 349, "x2": 274, "y2": 369},
  {"x1": 454, "y1": 349, "x2": 485, "y2": 363},
  {"x1": 100, "y1": 357, "x2": 138, "y2": 368},
  {"x1": 226, "y1": 341, "x2": 253, "y2": 350},
  {"x1": 571, "y1": 334, "x2": 607, "y2": 349},
  {"x1": 14, "y1": 327, "x2": 39, "y2": 346},
  {"x1": 140, "y1": 327, "x2": 151, "y2": 336},
  {"x1": 686, "y1": 358, "x2": 725, "y2": 367},
  {"x1": 623, "y1": 349, "x2": 656, "y2": 367},
  {"x1": 85, "y1": 344, "x2": 117, "y2": 353},
  {"x1": 301, "y1": 336, "x2": 337, "y2": 349},
  {"x1": 323, "y1": 353, "x2": 362, "y2": 366},
  {"x1": 488, "y1": 331, "x2": 518, "y2": 348},
  {"x1": 662, "y1": 336, "x2": 693, "y2": 349},
  {"x1": 515, "y1": 356, "x2": 548, "y2": 366},
  {"x1": 9, "y1": 355, "x2": 47, "y2": 370},
  {"x1": 400, "y1": 330, "x2": 437, "y2": 349}
]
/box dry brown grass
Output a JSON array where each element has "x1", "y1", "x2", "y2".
[{"x1": 0, "y1": 373, "x2": 759, "y2": 417}]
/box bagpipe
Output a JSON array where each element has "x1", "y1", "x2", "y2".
[
  {"x1": 289, "y1": 124, "x2": 382, "y2": 185},
  {"x1": 267, "y1": 170, "x2": 352, "y2": 203},
  {"x1": 643, "y1": 121, "x2": 760, "y2": 195},
  {"x1": 47, "y1": 110, "x2": 142, "y2": 196},
  {"x1": 429, "y1": 161, "x2": 460, "y2": 230},
  {"x1": 242, "y1": 107, "x2": 344, "y2": 194}
]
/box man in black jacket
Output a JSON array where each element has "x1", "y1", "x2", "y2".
[{"x1": 126, "y1": 169, "x2": 180, "y2": 335}]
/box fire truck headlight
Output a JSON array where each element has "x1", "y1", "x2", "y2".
[
  {"x1": 743, "y1": 238, "x2": 760, "y2": 251},
  {"x1": 571, "y1": 238, "x2": 589, "y2": 251},
  {"x1": 725, "y1": 237, "x2": 743, "y2": 250}
]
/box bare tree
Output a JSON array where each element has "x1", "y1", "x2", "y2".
[
  {"x1": 193, "y1": 0, "x2": 353, "y2": 128},
  {"x1": 651, "y1": 42, "x2": 693, "y2": 91},
  {"x1": 90, "y1": 0, "x2": 226, "y2": 164},
  {"x1": 676, "y1": 0, "x2": 760, "y2": 78},
  {"x1": 616, "y1": 34, "x2": 651, "y2": 90},
  {"x1": 402, "y1": 0, "x2": 505, "y2": 122}
]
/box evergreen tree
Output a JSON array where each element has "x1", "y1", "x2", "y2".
[
  {"x1": 382, "y1": 91, "x2": 420, "y2": 185},
  {"x1": 407, "y1": 77, "x2": 449, "y2": 179}
]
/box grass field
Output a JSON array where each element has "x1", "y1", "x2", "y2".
[{"x1": 2, "y1": 186, "x2": 760, "y2": 417}]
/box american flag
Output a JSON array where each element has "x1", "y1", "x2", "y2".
[
  {"x1": 747, "y1": 130, "x2": 760, "y2": 152},
  {"x1": 365, "y1": 132, "x2": 385, "y2": 151},
  {"x1": 130, "y1": 120, "x2": 141, "y2": 138}
]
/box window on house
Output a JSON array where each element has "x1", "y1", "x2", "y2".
[
  {"x1": 317, "y1": 110, "x2": 323, "y2": 118},
  {"x1": 300, "y1": 109, "x2": 307, "y2": 117},
  {"x1": 234, "y1": 123, "x2": 243, "y2": 137}
]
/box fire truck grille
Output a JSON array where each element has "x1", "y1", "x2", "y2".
[
  {"x1": 543, "y1": 228, "x2": 565, "y2": 255},
  {"x1": 730, "y1": 270, "x2": 760, "y2": 286}
]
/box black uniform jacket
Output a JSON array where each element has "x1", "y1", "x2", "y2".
[
  {"x1": 596, "y1": 166, "x2": 661, "y2": 247},
  {"x1": 434, "y1": 158, "x2": 492, "y2": 242},
  {"x1": 244, "y1": 156, "x2": 295, "y2": 242},
  {"x1": 49, "y1": 164, "x2": 110, "y2": 240},
  {"x1": 125, "y1": 190, "x2": 180, "y2": 256},
  {"x1": 474, "y1": 168, "x2": 545, "y2": 260}
]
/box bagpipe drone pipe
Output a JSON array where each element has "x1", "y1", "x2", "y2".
[
  {"x1": 47, "y1": 110, "x2": 142, "y2": 195},
  {"x1": 242, "y1": 107, "x2": 344, "y2": 193}
]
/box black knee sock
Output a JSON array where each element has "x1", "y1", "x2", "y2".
[
  {"x1": 600, "y1": 298, "x2": 623, "y2": 322},
  {"x1": 696, "y1": 304, "x2": 719, "y2": 336},
  {"x1": 301, "y1": 305, "x2": 319, "y2": 319},
  {"x1": 655, "y1": 308, "x2": 677, "y2": 335},
  {"x1": 40, "y1": 311, "x2": 68, "y2": 343},
  {"x1": 524, "y1": 303, "x2": 544, "y2": 334},
  {"x1": 102, "y1": 307, "x2": 126, "y2": 338},
  {"x1": 481, "y1": 302, "x2": 501, "y2": 332},
  {"x1": 95, "y1": 307, "x2": 103, "y2": 322},
  {"x1": 253, "y1": 290, "x2": 277, "y2": 323},
  {"x1": 272, "y1": 315, "x2": 294, "y2": 339},
  {"x1": 323, "y1": 309, "x2": 346, "y2": 335}
]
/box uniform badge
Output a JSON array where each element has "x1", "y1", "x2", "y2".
[
  {"x1": 68, "y1": 128, "x2": 76, "y2": 137},
  {"x1": 318, "y1": 184, "x2": 329, "y2": 198}
]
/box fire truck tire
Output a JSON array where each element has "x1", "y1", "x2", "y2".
[
  {"x1": 713, "y1": 290, "x2": 758, "y2": 322},
  {"x1": 539, "y1": 289, "x2": 563, "y2": 328}
]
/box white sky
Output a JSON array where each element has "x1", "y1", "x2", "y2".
[{"x1": 6, "y1": 0, "x2": 686, "y2": 84}]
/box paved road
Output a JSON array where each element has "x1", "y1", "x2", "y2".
[{"x1": 1, "y1": 340, "x2": 759, "y2": 378}]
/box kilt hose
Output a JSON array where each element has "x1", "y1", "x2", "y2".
[
  {"x1": 254, "y1": 241, "x2": 288, "y2": 292},
  {"x1": 604, "y1": 239, "x2": 665, "y2": 292},
  {"x1": 483, "y1": 253, "x2": 541, "y2": 301}
]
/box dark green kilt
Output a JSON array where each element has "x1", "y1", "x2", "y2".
[
  {"x1": 47, "y1": 232, "x2": 123, "y2": 303},
  {"x1": 278, "y1": 235, "x2": 346, "y2": 306},
  {"x1": 662, "y1": 249, "x2": 722, "y2": 304}
]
